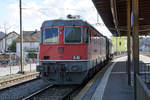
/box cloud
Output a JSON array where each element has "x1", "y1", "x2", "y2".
[
  {"x1": 7, "y1": 0, "x2": 112, "y2": 37},
  {"x1": 7, "y1": 3, "x2": 19, "y2": 32}
]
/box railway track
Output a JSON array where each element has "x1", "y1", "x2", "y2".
[
  {"x1": 0, "y1": 78, "x2": 51, "y2": 100},
  {"x1": 22, "y1": 84, "x2": 79, "y2": 100},
  {"x1": 0, "y1": 78, "x2": 39, "y2": 92},
  {"x1": 0, "y1": 72, "x2": 39, "y2": 89},
  {"x1": 0, "y1": 60, "x2": 115, "y2": 99}
]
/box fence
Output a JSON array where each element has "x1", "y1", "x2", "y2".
[
  {"x1": 136, "y1": 63, "x2": 150, "y2": 100},
  {"x1": 136, "y1": 74, "x2": 150, "y2": 100},
  {"x1": 0, "y1": 53, "x2": 39, "y2": 76},
  {"x1": 139, "y1": 63, "x2": 150, "y2": 83}
]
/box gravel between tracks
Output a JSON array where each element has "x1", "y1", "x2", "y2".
[
  {"x1": 30, "y1": 85, "x2": 78, "y2": 100},
  {"x1": 0, "y1": 79, "x2": 51, "y2": 100}
]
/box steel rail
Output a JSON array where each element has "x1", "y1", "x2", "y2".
[
  {"x1": 0, "y1": 72, "x2": 39, "y2": 88},
  {"x1": 0, "y1": 78, "x2": 40, "y2": 92},
  {"x1": 22, "y1": 84, "x2": 53, "y2": 100}
]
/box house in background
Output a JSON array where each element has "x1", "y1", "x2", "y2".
[
  {"x1": 0, "y1": 31, "x2": 19, "y2": 53},
  {"x1": 139, "y1": 37, "x2": 150, "y2": 52},
  {"x1": 0, "y1": 31, "x2": 5, "y2": 39},
  {"x1": 16, "y1": 30, "x2": 40, "y2": 58}
]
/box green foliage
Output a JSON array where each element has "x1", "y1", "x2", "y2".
[
  {"x1": 8, "y1": 40, "x2": 16, "y2": 52},
  {"x1": 27, "y1": 52, "x2": 37, "y2": 58},
  {"x1": 25, "y1": 49, "x2": 38, "y2": 52}
]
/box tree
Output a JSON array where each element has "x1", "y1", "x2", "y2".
[
  {"x1": 8, "y1": 40, "x2": 16, "y2": 52},
  {"x1": 27, "y1": 51, "x2": 37, "y2": 58}
]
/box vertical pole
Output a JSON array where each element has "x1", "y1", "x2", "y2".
[
  {"x1": 97, "y1": 12, "x2": 99, "y2": 23},
  {"x1": 119, "y1": 38, "x2": 120, "y2": 55},
  {"x1": 30, "y1": 59, "x2": 31, "y2": 72},
  {"x1": 116, "y1": 37, "x2": 118, "y2": 55},
  {"x1": 127, "y1": 0, "x2": 131, "y2": 86},
  {"x1": 10, "y1": 54, "x2": 11, "y2": 75},
  {"x1": 132, "y1": 0, "x2": 139, "y2": 100},
  {"x1": 19, "y1": 0, "x2": 24, "y2": 74},
  {"x1": 37, "y1": 52, "x2": 39, "y2": 65},
  {"x1": 5, "y1": 28, "x2": 7, "y2": 52},
  {"x1": 119, "y1": 37, "x2": 120, "y2": 55}
]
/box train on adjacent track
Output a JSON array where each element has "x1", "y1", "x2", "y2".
[{"x1": 37, "y1": 19, "x2": 114, "y2": 84}]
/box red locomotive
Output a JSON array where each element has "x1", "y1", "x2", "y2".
[{"x1": 37, "y1": 19, "x2": 114, "y2": 84}]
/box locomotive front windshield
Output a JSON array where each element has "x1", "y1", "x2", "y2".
[
  {"x1": 65, "y1": 27, "x2": 81, "y2": 43},
  {"x1": 44, "y1": 28, "x2": 58, "y2": 43}
]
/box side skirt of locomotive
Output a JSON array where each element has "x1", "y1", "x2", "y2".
[{"x1": 37, "y1": 59, "x2": 108, "y2": 84}]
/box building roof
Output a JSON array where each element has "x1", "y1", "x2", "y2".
[
  {"x1": 16, "y1": 30, "x2": 40, "y2": 42},
  {"x1": 0, "y1": 31, "x2": 19, "y2": 41}
]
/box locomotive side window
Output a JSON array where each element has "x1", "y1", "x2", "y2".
[
  {"x1": 44, "y1": 28, "x2": 58, "y2": 43},
  {"x1": 40, "y1": 29, "x2": 43, "y2": 44},
  {"x1": 64, "y1": 27, "x2": 81, "y2": 43},
  {"x1": 83, "y1": 27, "x2": 88, "y2": 43}
]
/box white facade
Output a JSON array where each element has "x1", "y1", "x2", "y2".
[
  {"x1": 16, "y1": 42, "x2": 40, "y2": 58},
  {"x1": 0, "y1": 32, "x2": 19, "y2": 53},
  {"x1": 0, "y1": 39, "x2": 5, "y2": 53}
]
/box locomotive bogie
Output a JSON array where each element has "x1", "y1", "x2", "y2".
[{"x1": 37, "y1": 61, "x2": 88, "y2": 84}]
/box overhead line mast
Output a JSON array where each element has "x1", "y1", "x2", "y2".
[{"x1": 19, "y1": 0, "x2": 24, "y2": 74}]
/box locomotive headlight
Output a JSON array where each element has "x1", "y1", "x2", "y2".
[{"x1": 73, "y1": 56, "x2": 80, "y2": 60}]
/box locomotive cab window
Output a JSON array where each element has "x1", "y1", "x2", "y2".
[
  {"x1": 44, "y1": 28, "x2": 58, "y2": 43},
  {"x1": 64, "y1": 27, "x2": 81, "y2": 43}
]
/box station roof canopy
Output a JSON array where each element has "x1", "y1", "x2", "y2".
[{"x1": 92, "y1": 0, "x2": 150, "y2": 36}]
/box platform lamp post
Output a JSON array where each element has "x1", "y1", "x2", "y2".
[{"x1": 18, "y1": 0, "x2": 24, "y2": 74}]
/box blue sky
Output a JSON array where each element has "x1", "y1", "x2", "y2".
[{"x1": 0, "y1": 0, "x2": 112, "y2": 37}]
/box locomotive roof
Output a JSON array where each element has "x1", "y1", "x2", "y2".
[
  {"x1": 42, "y1": 19, "x2": 105, "y2": 37},
  {"x1": 42, "y1": 19, "x2": 89, "y2": 26}
]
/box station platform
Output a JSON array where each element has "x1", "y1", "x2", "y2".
[
  {"x1": 102, "y1": 59, "x2": 134, "y2": 100},
  {"x1": 74, "y1": 56, "x2": 134, "y2": 100}
]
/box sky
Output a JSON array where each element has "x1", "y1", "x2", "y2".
[{"x1": 0, "y1": 0, "x2": 112, "y2": 37}]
